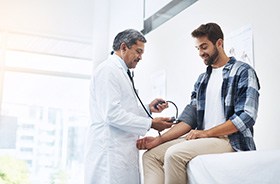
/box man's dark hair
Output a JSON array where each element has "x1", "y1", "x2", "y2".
[
  {"x1": 191, "y1": 23, "x2": 224, "y2": 45},
  {"x1": 112, "y1": 29, "x2": 146, "y2": 51}
]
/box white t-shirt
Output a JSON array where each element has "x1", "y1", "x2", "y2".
[{"x1": 203, "y1": 66, "x2": 226, "y2": 130}]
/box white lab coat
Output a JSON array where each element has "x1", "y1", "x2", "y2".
[{"x1": 85, "y1": 54, "x2": 151, "y2": 184}]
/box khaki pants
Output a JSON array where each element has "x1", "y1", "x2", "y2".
[{"x1": 142, "y1": 137, "x2": 234, "y2": 184}]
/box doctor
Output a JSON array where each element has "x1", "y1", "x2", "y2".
[{"x1": 84, "y1": 29, "x2": 173, "y2": 184}]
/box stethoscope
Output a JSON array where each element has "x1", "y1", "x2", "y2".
[{"x1": 127, "y1": 69, "x2": 179, "y2": 135}]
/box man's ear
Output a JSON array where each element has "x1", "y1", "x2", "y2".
[
  {"x1": 216, "y1": 38, "x2": 224, "y2": 48},
  {"x1": 120, "y1": 42, "x2": 127, "y2": 51}
]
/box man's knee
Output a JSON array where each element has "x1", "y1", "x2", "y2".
[
  {"x1": 142, "y1": 148, "x2": 160, "y2": 164},
  {"x1": 164, "y1": 144, "x2": 193, "y2": 165},
  {"x1": 142, "y1": 150, "x2": 152, "y2": 162}
]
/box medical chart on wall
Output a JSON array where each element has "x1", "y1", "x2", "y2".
[{"x1": 225, "y1": 24, "x2": 255, "y2": 68}]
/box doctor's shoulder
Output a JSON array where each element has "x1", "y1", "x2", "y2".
[{"x1": 94, "y1": 62, "x2": 118, "y2": 80}]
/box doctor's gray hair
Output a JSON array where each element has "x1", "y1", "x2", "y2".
[{"x1": 112, "y1": 29, "x2": 146, "y2": 51}]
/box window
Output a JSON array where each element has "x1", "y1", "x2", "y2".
[{"x1": 0, "y1": 31, "x2": 92, "y2": 184}]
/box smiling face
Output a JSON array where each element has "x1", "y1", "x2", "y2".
[
  {"x1": 195, "y1": 36, "x2": 221, "y2": 66},
  {"x1": 120, "y1": 40, "x2": 145, "y2": 69}
]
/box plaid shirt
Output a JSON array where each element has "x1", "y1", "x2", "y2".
[{"x1": 178, "y1": 57, "x2": 260, "y2": 151}]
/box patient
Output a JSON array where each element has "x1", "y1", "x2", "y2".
[{"x1": 136, "y1": 22, "x2": 260, "y2": 184}]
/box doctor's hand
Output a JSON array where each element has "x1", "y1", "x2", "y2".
[
  {"x1": 149, "y1": 98, "x2": 168, "y2": 113},
  {"x1": 151, "y1": 117, "x2": 173, "y2": 132}
]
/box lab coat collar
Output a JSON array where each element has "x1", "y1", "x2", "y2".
[{"x1": 111, "y1": 54, "x2": 128, "y2": 72}]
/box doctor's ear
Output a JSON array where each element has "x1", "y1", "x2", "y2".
[{"x1": 120, "y1": 43, "x2": 128, "y2": 51}]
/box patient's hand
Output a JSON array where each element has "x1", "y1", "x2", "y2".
[
  {"x1": 136, "y1": 136, "x2": 161, "y2": 150},
  {"x1": 185, "y1": 129, "x2": 210, "y2": 140}
]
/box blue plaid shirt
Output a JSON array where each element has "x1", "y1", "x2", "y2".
[{"x1": 178, "y1": 57, "x2": 260, "y2": 151}]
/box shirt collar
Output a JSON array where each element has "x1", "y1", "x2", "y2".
[{"x1": 224, "y1": 56, "x2": 237, "y2": 71}]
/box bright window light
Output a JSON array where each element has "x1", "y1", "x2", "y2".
[{"x1": 0, "y1": 32, "x2": 92, "y2": 184}]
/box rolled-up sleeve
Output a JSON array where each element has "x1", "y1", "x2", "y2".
[{"x1": 229, "y1": 67, "x2": 260, "y2": 134}]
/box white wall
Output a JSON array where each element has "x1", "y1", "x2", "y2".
[
  {"x1": 0, "y1": 0, "x2": 94, "y2": 41},
  {"x1": 134, "y1": 0, "x2": 280, "y2": 150}
]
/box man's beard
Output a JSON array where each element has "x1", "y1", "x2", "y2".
[{"x1": 205, "y1": 46, "x2": 219, "y2": 66}]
